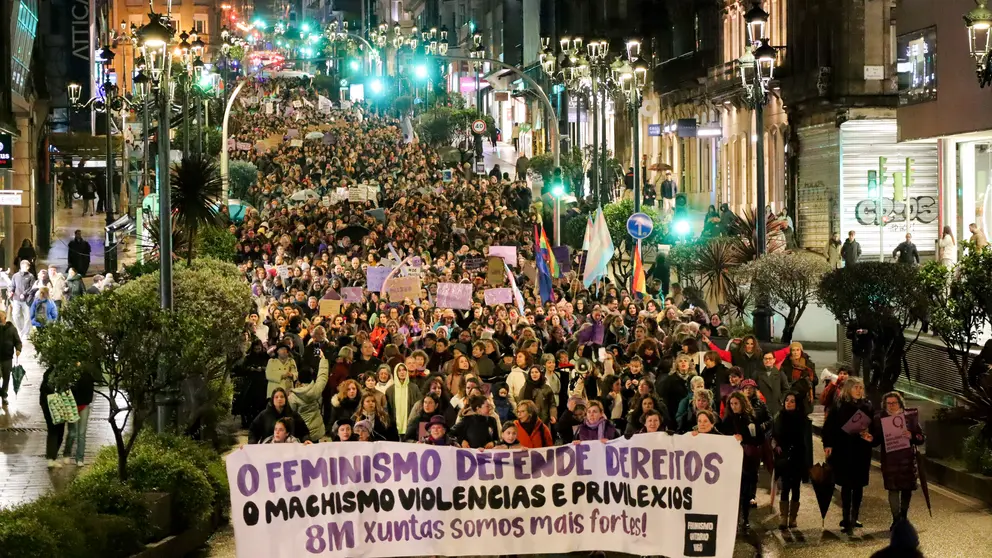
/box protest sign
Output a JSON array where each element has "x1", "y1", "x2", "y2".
[
  {"x1": 881, "y1": 414, "x2": 912, "y2": 453},
  {"x1": 436, "y1": 283, "x2": 473, "y2": 310},
  {"x1": 237, "y1": 142, "x2": 252, "y2": 151},
  {"x1": 265, "y1": 102, "x2": 273, "y2": 115},
  {"x1": 488, "y1": 245, "x2": 517, "y2": 267},
  {"x1": 552, "y1": 246, "x2": 572, "y2": 273},
  {"x1": 486, "y1": 257, "x2": 506, "y2": 286},
  {"x1": 290, "y1": 139, "x2": 304, "y2": 148},
  {"x1": 366, "y1": 266, "x2": 392, "y2": 292},
  {"x1": 293, "y1": 100, "x2": 303, "y2": 108},
  {"x1": 463, "y1": 257, "x2": 486, "y2": 271},
  {"x1": 287, "y1": 129, "x2": 300, "y2": 138},
  {"x1": 484, "y1": 288, "x2": 513, "y2": 306},
  {"x1": 318, "y1": 299, "x2": 341, "y2": 317},
  {"x1": 387, "y1": 276, "x2": 421, "y2": 301},
  {"x1": 225, "y1": 434, "x2": 742, "y2": 558},
  {"x1": 227, "y1": 138, "x2": 236, "y2": 149},
  {"x1": 841, "y1": 410, "x2": 872, "y2": 435},
  {"x1": 276, "y1": 265, "x2": 289, "y2": 280},
  {"x1": 522, "y1": 261, "x2": 538, "y2": 284},
  {"x1": 341, "y1": 287, "x2": 364, "y2": 303}
]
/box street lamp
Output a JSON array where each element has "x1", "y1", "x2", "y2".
[
  {"x1": 738, "y1": 0, "x2": 778, "y2": 342},
  {"x1": 965, "y1": 1, "x2": 992, "y2": 87},
  {"x1": 618, "y1": 46, "x2": 648, "y2": 213}
]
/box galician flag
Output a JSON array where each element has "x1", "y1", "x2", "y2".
[
  {"x1": 582, "y1": 207, "x2": 615, "y2": 287},
  {"x1": 632, "y1": 240, "x2": 647, "y2": 297}
]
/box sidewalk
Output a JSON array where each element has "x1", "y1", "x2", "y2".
[
  {"x1": 0, "y1": 341, "x2": 120, "y2": 508},
  {"x1": 42, "y1": 205, "x2": 137, "y2": 277}
]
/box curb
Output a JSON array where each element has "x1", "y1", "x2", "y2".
[{"x1": 811, "y1": 423, "x2": 992, "y2": 507}]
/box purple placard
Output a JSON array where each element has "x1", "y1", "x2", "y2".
[
  {"x1": 341, "y1": 287, "x2": 364, "y2": 303},
  {"x1": 366, "y1": 266, "x2": 392, "y2": 292},
  {"x1": 287, "y1": 128, "x2": 300, "y2": 138},
  {"x1": 483, "y1": 288, "x2": 513, "y2": 306},
  {"x1": 576, "y1": 320, "x2": 605, "y2": 346},
  {"x1": 841, "y1": 409, "x2": 872, "y2": 434},
  {"x1": 552, "y1": 246, "x2": 571, "y2": 273},
  {"x1": 488, "y1": 246, "x2": 517, "y2": 267},
  {"x1": 436, "y1": 283, "x2": 473, "y2": 310}
]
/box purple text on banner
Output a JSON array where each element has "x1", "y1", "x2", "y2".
[
  {"x1": 436, "y1": 283, "x2": 474, "y2": 310},
  {"x1": 552, "y1": 246, "x2": 571, "y2": 272},
  {"x1": 488, "y1": 245, "x2": 517, "y2": 267},
  {"x1": 366, "y1": 266, "x2": 392, "y2": 292},
  {"x1": 483, "y1": 288, "x2": 513, "y2": 305},
  {"x1": 341, "y1": 287, "x2": 364, "y2": 303}
]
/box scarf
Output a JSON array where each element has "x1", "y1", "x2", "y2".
[
  {"x1": 394, "y1": 377, "x2": 410, "y2": 432},
  {"x1": 584, "y1": 416, "x2": 607, "y2": 440},
  {"x1": 518, "y1": 416, "x2": 538, "y2": 435}
]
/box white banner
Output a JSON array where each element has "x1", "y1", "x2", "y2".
[
  {"x1": 318, "y1": 95, "x2": 332, "y2": 113},
  {"x1": 225, "y1": 435, "x2": 742, "y2": 558}
]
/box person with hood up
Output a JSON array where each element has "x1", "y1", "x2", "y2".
[
  {"x1": 519, "y1": 365, "x2": 557, "y2": 426},
  {"x1": 491, "y1": 382, "x2": 516, "y2": 424},
  {"x1": 65, "y1": 268, "x2": 86, "y2": 300},
  {"x1": 572, "y1": 400, "x2": 620, "y2": 442},
  {"x1": 451, "y1": 394, "x2": 500, "y2": 449},
  {"x1": 420, "y1": 414, "x2": 454, "y2": 445},
  {"x1": 249, "y1": 388, "x2": 310, "y2": 443},
  {"x1": 872, "y1": 391, "x2": 926, "y2": 530},
  {"x1": 771, "y1": 392, "x2": 811, "y2": 529},
  {"x1": 720, "y1": 392, "x2": 763, "y2": 534},
  {"x1": 514, "y1": 399, "x2": 554, "y2": 448},
  {"x1": 265, "y1": 342, "x2": 298, "y2": 397},
  {"x1": 386, "y1": 363, "x2": 422, "y2": 439},
  {"x1": 233, "y1": 340, "x2": 270, "y2": 428}
]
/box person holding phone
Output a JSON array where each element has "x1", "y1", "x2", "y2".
[{"x1": 822, "y1": 377, "x2": 874, "y2": 534}]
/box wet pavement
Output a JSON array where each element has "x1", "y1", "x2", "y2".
[{"x1": 43, "y1": 205, "x2": 137, "y2": 277}]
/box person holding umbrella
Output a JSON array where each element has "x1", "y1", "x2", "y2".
[
  {"x1": 822, "y1": 377, "x2": 874, "y2": 534},
  {"x1": 873, "y1": 392, "x2": 927, "y2": 530}
]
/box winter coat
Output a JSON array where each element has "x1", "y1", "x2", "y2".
[
  {"x1": 826, "y1": 241, "x2": 842, "y2": 269},
  {"x1": 30, "y1": 298, "x2": 58, "y2": 328},
  {"x1": 841, "y1": 239, "x2": 861, "y2": 266},
  {"x1": 0, "y1": 321, "x2": 22, "y2": 360},
  {"x1": 450, "y1": 413, "x2": 499, "y2": 448},
  {"x1": 873, "y1": 411, "x2": 926, "y2": 491},
  {"x1": 780, "y1": 354, "x2": 817, "y2": 414},
  {"x1": 492, "y1": 393, "x2": 516, "y2": 424},
  {"x1": 330, "y1": 392, "x2": 362, "y2": 427},
  {"x1": 573, "y1": 418, "x2": 619, "y2": 442},
  {"x1": 755, "y1": 367, "x2": 792, "y2": 417},
  {"x1": 248, "y1": 402, "x2": 310, "y2": 444},
  {"x1": 771, "y1": 407, "x2": 811, "y2": 482},
  {"x1": 289, "y1": 357, "x2": 329, "y2": 441},
  {"x1": 515, "y1": 418, "x2": 554, "y2": 448},
  {"x1": 265, "y1": 357, "x2": 297, "y2": 397},
  {"x1": 675, "y1": 392, "x2": 697, "y2": 433},
  {"x1": 719, "y1": 411, "x2": 763, "y2": 482},
  {"x1": 657, "y1": 372, "x2": 692, "y2": 423},
  {"x1": 404, "y1": 408, "x2": 451, "y2": 441},
  {"x1": 519, "y1": 374, "x2": 556, "y2": 424},
  {"x1": 65, "y1": 275, "x2": 86, "y2": 299},
  {"x1": 823, "y1": 399, "x2": 874, "y2": 488}
]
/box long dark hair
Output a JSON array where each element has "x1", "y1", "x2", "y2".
[{"x1": 942, "y1": 225, "x2": 954, "y2": 243}]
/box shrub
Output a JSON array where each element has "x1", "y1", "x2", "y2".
[
  {"x1": 0, "y1": 516, "x2": 60, "y2": 558},
  {"x1": 228, "y1": 160, "x2": 258, "y2": 201},
  {"x1": 124, "y1": 441, "x2": 216, "y2": 530},
  {"x1": 963, "y1": 426, "x2": 992, "y2": 476}
]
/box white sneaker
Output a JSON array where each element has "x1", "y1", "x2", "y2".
[
  {"x1": 63, "y1": 457, "x2": 74, "y2": 465},
  {"x1": 75, "y1": 460, "x2": 84, "y2": 467},
  {"x1": 47, "y1": 459, "x2": 62, "y2": 469}
]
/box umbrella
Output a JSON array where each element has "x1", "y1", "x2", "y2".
[
  {"x1": 305, "y1": 131, "x2": 324, "y2": 140},
  {"x1": 11, "y1": 361, "x2": 25, "y2": 394},
  {"x1": 290, "y1": 188, "x2": 319, "y2": 201},
  {"x1": 915, "y1": 446, "x2": 932, "y2": 517},
  {"x1": 336, "y1": 225, "x2": 371, "y2": 244},
  {"x1": 809, "y1": 461, "x2": 835, "y2": 528},
  {"x1": 648, "y1": 162, "x2": 673, "y2": 171},
  {"x1": 365, "y1": 208, "x2": 386, "y2": 222}
]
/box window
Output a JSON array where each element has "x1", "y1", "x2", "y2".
[
  {"x1": 897, "y1": 26, "x2": 937, "y2": 106},
  {"x1": 193, "y1": 15, "x2": 208, "y2": 35},
  {"x1": 11, "y1": 0, "x2": 38, "y2": 96}
]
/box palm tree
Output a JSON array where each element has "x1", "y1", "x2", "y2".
[{"x1": 170, "y1": 154, "x2": 223, "y2": 264}]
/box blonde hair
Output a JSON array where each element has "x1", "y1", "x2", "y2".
[
  {"x1": 673, "y1": 354, "x2": 696, "y2": 375},
  {"x1": 839, "y1": 377, "x2": 865, "y2": 403}
]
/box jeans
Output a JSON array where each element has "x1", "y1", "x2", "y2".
[
  {"x1": 888, "y1": 489, "x2": 913, "y2": 522},
  {"x1": 0, "y1": 359, "x2": 11, "y2": 399},
  {"x1": 10, "y1": 300, "x2": 31, "y2": 341},
  {"x1": 46, "y1": 418, "x2": 66, "y2": 461},
  {"x1": 64, "y1": 404, "x2": 91, "y2": 462}
]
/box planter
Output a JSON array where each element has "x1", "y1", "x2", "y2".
[
  {"x1": 142, "y1": 492, "x2": 173, "y2": 541},
  {"x1": 129, "y1": 520, "x2": 217, "y2": 558},
  {"x1": 924, "y1": 419, "x2": 972, "y2": 459}
]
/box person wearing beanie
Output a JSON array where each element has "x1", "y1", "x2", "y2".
[
  {"x1": 420, "y1": 414, "x2": 454, "y2": 445},
  {"x1": 332, "y1": 418, "x2": 358, "y2": 441},
  {"x1": 354, "y1": 420, "x2": 373, "y2": 441}
]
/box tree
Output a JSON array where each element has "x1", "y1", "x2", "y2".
[
  {"x1": 738, "y1": 251, "x2": 831, "y2": 343},
  {"x1": 171, "y1": 154, "x2": 223, "y2": 265},
  {"x1": 228, "y1": 160, "x2": 258, "y2": 202},
  {"x1": 669, "y1": 238, "x2": 743, "y2": 312},
  {"x1": 818, "y1": 262, "x2": 927, "y2": 395}
]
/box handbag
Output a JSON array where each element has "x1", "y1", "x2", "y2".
[{"x1": 46, "y1": 390, "x2": 79, "y2": 425}]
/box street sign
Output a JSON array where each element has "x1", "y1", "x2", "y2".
[
  {"x1": 0, "y1": 134, "x2": 11, "y2": 169},
  {"x1": 676, "y1": 118, "x2": 698, "y2": 138},
  {"x1": 647, "y1": 124, "x2": 662, "y2": 137},
  {"x1": 0, "y1": 190, "x2": 23, "y2": 206},
  {"x1": 471, "y1": 119, "x2": 487, "y2": 134},
  {"x1": 626, "y1": 213, "x2": 654, "y2": 240}
]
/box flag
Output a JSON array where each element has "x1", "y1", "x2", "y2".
[
  {"x1": 583, "y1": 207, "x2": 615, "y2": 287},
  {"x1": 534, "y1": 225, "x2": 557, "y2": 304},
  {"x1": 536, "y1": 225, "x2": 560, "y2": 278},
  {"x1": 632, "y1": 240, "x2": 647, "y2": 297},
  {"x1": 582, "y1": 215, "x2": 594, "y2": 251},
  {"x1": 504, "y1": 262, "x2": 526, "y2": 316}
]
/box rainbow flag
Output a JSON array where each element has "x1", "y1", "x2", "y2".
[
  {"x1": 632, "y1": 240, "x2": 647, "y2": 297},
  {"x1": 537, "y1": 225, "x2": 560, "y2": 278}
]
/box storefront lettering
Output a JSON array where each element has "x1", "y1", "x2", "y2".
[
  {"x1": 72, "y1": 0, "x2": 90, "y2": 61},
  {"x1": 854, "y1": 196, "x2": 937, "y2": 226}
]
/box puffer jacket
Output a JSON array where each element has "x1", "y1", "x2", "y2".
[
  {"x1": 289, "y1": 357, "x2": 329, "y2": 441},
  {"x1": 873, "y1": 411, "x2": 926, "y2": 492}
]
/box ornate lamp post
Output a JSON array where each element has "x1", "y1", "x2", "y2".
[{"x1": 965, "y1": 1, "x2": 992, "y2": 87}]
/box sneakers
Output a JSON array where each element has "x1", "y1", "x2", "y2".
[
  {"x1": 47, "y1": 459, "x2": 63, "y2": 469},
  {"x1": 63, "y1": 456, "x2": 74, "y2": 465},
  {"x1": 76, "y1": 460, "x2": 84, "y2": 467}
]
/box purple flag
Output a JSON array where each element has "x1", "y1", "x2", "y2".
[
  {"x1": 576, "y1": 319, "x2": 605, "y2": 346},
  {"x1": 552, "y1": 246, "x2": 571, "y2": 273},
  {"x1": 366, "y1": 266, "x2": 392, "y2": 292}
]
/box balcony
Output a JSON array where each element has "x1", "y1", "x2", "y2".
[{"x1": 653, "y1": 49, "x2": 715, "y2": 95}]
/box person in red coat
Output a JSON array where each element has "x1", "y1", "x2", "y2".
[{"x1": 873, "y1": 391, "x2": 926, "y2": 530}]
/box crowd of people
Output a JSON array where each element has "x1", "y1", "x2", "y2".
[{"x1": 220, "y1": 76, "x2": 926, "y2": 552}]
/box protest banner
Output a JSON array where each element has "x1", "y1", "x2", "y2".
[
  {"x1": 225, "y1": 434, "x2": 742, "y2": 558},
  {"x1": 486, "y1": 257, "x2": 506, "y2": 286},
  {"x1": 552, "y1": 246, "x2": 572, "y2": 273},
  {"x1": 237, "y1": 142, "x2": 252, "y2": 151},
  {"x1": 276, "y1": 265, "x2": 289, "y2": 280},
  {"x1": 484, "y1": 288, "x2": 513, "y2": 306},
  {"x1": 488, "y1": 245, "x2": 517, "y2": 267},
  {"x1": 387, "y1": 276, "x2": 421, "y2": 301},
  {"x1": 463, "y1": 257, "x2": 486, "y2": 271},
  {"x1": 881, "y1": 413, "x2": 913, "y2": 453},
  {"x1": 341, "y1": 287, "x2": 364, "y2": 303},
  {"x1": 366, "y1": 266, "x2": 392, "y2": 292},
  {"x1": 436, "y1": 283, "x2": 473, "y2": 310},
  {"x1": 319, "y1": 299, "x2": 342, "y2": 317},
  {"x1": 227, "y1": 138, "x2": 236, "y2": 149}
]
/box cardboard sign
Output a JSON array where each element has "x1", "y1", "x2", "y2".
[
  {"x1": 293, "y1": 100, "x2": 303, "y2": 108},
  {"x1": 287, "y1": 129, "x2": 300, "y2": 138},
  {"x1": 366, "y1": 266, "x2": 392, "y2": 292},
  {"x1": 290, "y1": 139, "x2": 303, "y2": 147},
  {"x1": 341, "y1": 287, "x2": 364, "y2": 303},
  {"x1": 484, "y1": 288, "x2": 513, "y2": 305},
  {"x1": 236, "y1": 142, "x2": 252, "y2": 151},
  {"x1": 436, "y1": 283, "x2": 473, "y2": 310},
  {"x1": 841, "y1": 409, "x2": 872, "y2": 435},
  {"x1": 319, "y1": 299, "x2": 341, "y2": 317},
  {"x1": 276, "y1": 265, "x2": 289, "y2": 279},
  {"x1": 486, "y1": 256, "x2": 506, "y2": 286},
  {"x1": 488, "y1": 246, "x2": 517, "y2": 267},
  {"x1": 522, "y1": 261, "x2": 538, "y2": 283},
  {"x1": 387, "y1": 276, "x2": 421, "y2": 301},
  {"x1": 265, "y1": 102, "x2": 273, "y2": 115}
]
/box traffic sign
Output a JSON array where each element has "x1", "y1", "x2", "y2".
[
  {"x1": 471, "y1": 119, "x2": 487, "y2": 134},
  {"x1": 626, "y1": 212, "x2": 654, "y2": 240}
]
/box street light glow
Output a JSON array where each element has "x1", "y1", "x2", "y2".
[
  {"x1": 552, "y1": 184, "x2": 565, "y2": 198},
  {"x1": 414, "y1": 64, "x2": 428, "y2": 80},
  {"x1": 674, "y1": 219, "x2": 690, "y2": 236},
  {"x1": 350, "y1": 59, "x2": 360, "y2": 71},
  {"x1": 370, "y1": 78, "x2": 383, "y2": 94}
]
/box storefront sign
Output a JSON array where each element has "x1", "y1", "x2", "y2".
[
  {"x1": 0, "y1": 134, "x2": 12, "y2": 169},
  {"x1": 647, "y1": 124, "x2": 662, "y2": 137},
  {"x1": 853, "y1": 196, "x2": 938, "y2": 227},
  {"x1": 0, "y1": 191, "x2": 23, "y2": 205}
]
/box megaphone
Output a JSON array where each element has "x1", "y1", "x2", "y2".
[{"x1": 819, "y1": 368, "x2": 838, "y2": 386}]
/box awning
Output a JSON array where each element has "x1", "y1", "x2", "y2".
[{"x1": 48, "y1": 132, "x2": 123, "y2": 158}]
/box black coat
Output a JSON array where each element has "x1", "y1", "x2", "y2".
[
  {"x1": 873, "y1": 411, "x2": 925, "y2": 491},
  {"x1": 451, "y1": 413, "x2": 499, "y2": 448},
  {"x1": 657, "y1": 373, "x2": 691, "y2": 423},
  {"x1": 67, "y1": 238, "x2": 92, "y2": 276},
  {"x1": 0, "y1": 322, "x2": 22, "y2": 360},
  {"x1": 248, "y1": 403, "x2": 311, "y2": 444},
  {"x1": 771, "y1": 408, "x2": 811, "y2": 482},
  {"x1": 823, "y1": 399, "x2": 874, "y2": 488},
  {"x1": 719, "y1": 411, "x2": 763, "y2": 482}
]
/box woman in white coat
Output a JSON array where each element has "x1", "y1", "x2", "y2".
[
  {"x1": 289, "y1": 350, "x2": 329, "y2": 441},
  {"x1": 938, "y1": 225, "x2": 958, "y2": 268}
]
